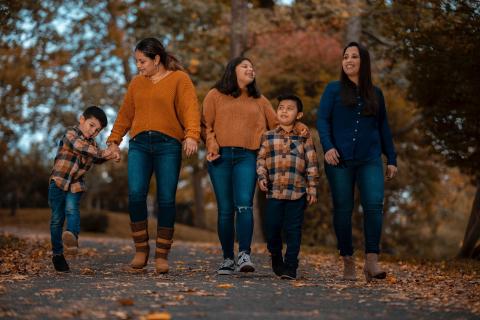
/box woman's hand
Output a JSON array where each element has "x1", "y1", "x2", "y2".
[
  {"x1": 385, "y1": 165, "x2": 398, "y2": 180},
  {"x1": 183, "y1": 137, "x2": 198, "y2": 157},
  {"x1": 206, "y1": 152, "x2": 220, "y2": 162},
  {"x1": 324, "y1": 148, "x2": 340, "y2": 165}
]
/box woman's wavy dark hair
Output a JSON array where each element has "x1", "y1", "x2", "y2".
[
  {"x1": 214, "y1": 57, "x2": 261, "y2": 98},
  {"x1": 135, "y1": 37, "x2": 183, "y2": 71},
  {"x1": 340, "y1": 42, "x2": 378, "y2": 115}
]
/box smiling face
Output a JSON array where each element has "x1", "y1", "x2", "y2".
[
  {"x1": 277, "y1": 99, "x2": 303, "y2": 127},
  {"x1": 342, "y1": 46, "x2": 361, "y2": 79},
  {"x1": 235, "y1": 59, "x2": 255, "y2": 89},
  {"x1": 135, "y1": 50, "x2": 160, "y2": 77},
  {"x1": 78, "y1": 116, "x2": 103, "y2": 139}
]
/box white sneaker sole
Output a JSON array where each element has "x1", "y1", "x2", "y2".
[{"x1": 217, "y1": 269, "x2": 234, "y2": 275}]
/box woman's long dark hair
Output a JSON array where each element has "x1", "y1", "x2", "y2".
[
  {"x1": 135, "y1": 37, "x2": 183, "y2": 71},
  {"x1": 340, "y1": 42, "x2": 378, "y2": 115},
  {"x1": 214, "y1": 57, "x2": 261, "y2": 98}
]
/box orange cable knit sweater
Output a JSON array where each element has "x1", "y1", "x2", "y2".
[
  {"x1": 201, "y1": 88, "x2": 278, "y2": 153},
  {"x1": 107, "y1": 71, "x2": 201, "y2": 145}
]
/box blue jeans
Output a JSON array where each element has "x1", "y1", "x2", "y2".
[
  {"x1": 207, "y1": 147, "x2": 257, "y2": 259},
  {"x1": 128, "y1": 131, "x2": 182, "y2": 227},
  {"x1": 324, "y1": 157, "x2": 384, "y2": 256},
  {"x1": 265, "y1": 196, "x2": 306, "y2": 268},
  {"x1": 48, "y1": 181, "x2": 83, "y2": 255}
]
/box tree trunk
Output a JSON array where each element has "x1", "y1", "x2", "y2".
[
  {"x1": 458, "y1": 180, "x2": 480, "y2": 259},
  {"x1": 192, "y1": 161, "x2": 206, "y2": 228},
  {"x1": 345, "y1": 0, "x2": 362, "y2": 44},
  {"x1": 230, "y1": 0, "x2": 248, "y2": 58}
]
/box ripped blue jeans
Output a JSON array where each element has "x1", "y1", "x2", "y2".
[{"x1": 207, "y1": 147, "x2": 257, "y2": 259}]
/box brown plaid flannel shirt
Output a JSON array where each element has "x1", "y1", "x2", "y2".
[
  {"x1": 50, "y1": 126, "x2": 106, "y2": 193},
  {"x1": 257, "y1": 123, "x2": 319, "y2": 200}
]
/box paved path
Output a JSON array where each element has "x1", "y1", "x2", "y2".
[{"x1": 0, "y1": 235, "x2": 477, "y2": 320}]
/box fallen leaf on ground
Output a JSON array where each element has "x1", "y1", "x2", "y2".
[
  {"x1": 118, "y1": 298, "x2": 134, "y2": 306},
  {"x1": 144, "y1": 312, "x2": 171, "y2": 320}
]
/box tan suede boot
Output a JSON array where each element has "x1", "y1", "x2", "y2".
[
  {"x1": 364, "y1": 253, "x2": 386, "y2": 282},
  {"x1": 129, "y1": 220, "x2": 149, "y2": 269},
  {"x1": 155, "y1": 227, "x2": 174, "y2": 274},
  {"x1": 342, "y1": 256, "x2": 357, "y2": 281}
]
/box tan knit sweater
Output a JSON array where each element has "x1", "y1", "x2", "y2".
[
  {"x1": 201, "y1": 88, "x2": 278, "y2": 153},
  {"x1": 107, "y1": 71, "x2": 200, "y2": 145}
]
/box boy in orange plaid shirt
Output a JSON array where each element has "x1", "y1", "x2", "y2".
[
  {"x1": 48, "y1": 106, "x2": 117, "y2": 272},
  {"x1": 257, "y1": 94, "x2": 319, "y2": 279}
]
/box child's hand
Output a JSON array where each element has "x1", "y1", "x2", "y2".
[
  {"x1": 258, "y1": 179, "x2": 268, "y2": 192},
  {"x1": 206, "y1": 152, "x2": 220, "y2": 162},
  {"x1": 307, "y1": 194, "x2": 317, "y2": 205}
]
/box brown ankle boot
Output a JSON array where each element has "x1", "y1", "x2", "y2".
[
  {"x1": 155, "y1": 227, "x2": 174, "y2": 274},
  {"x1": 364, "y1": 253, "x2": 386, "y2": 282},
  {"x1": 129, "y1": 220, "x2": 149, "y2": 269},
  {"x1": 342, "y1": 256, "x2": 357, "y2": 281}
]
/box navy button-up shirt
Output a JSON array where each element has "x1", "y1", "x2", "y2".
[{"x1": 316, "y1": 81, "x2": 397, "y2": 166}]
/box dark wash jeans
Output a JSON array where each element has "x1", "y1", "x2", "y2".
[
  {"x1": 48, "y1": 181, "x2": 83, "y2": 255},
  {"x1": 128, "y1": 131, "x2": 182, "y2": 228},
  {"x1": 207, "y1": 147, "x2": 257, "y2": 259},
  {"x1": 264, "y1": 195, "x2": 306, "y2": 268},
  {"x1": 324, "y1": 157, "x2": 384, "y2": 256}
]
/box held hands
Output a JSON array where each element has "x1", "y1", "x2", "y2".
[
  {"x1": 324, "y1": 148, "x2": 340, "y2": 165},
  {"x1": 106, "y1": 143, "x2": 121, "y2": 162},
  {"x1": 183, "y1": 137, "x2": 198, "y2": 157},
  {"x1": 385, "y1": 165, "x2": 398, "y2": 181}
]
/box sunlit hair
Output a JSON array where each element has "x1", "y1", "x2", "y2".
[
  {"x1": 214, "y1": 57, "x2": 261, "y2": 98},
  {"x1": 83, "y1": 106, "x2": 107, "y2": 128},
  {"x1": 340, "y1": 42, "x2": 378, "y2": 115},
  {"x1": 135, "y1": 37, "x2": 183, "y2": 71}
]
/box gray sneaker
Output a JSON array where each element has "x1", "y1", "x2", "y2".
[
  {"x1": 217, "y1": 258, "x2": 235, "y2": 275},
  {"x1": 236, "y1": 251, "x2": 255, "y2": 272}
]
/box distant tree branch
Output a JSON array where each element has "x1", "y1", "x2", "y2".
[
  {"x1": 392, "y1": 114, "x2": 422, "y2": 137},
  {"x1": 362, "y1": 29, "x2": 395, "y2": 47}
]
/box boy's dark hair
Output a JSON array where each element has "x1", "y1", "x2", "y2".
[
  {"x1": 83, "y1": 106, "x2": 108, "y2": 128},
  {"x1": 277, "y1": 94, "x2": 303, "y2": 112}
]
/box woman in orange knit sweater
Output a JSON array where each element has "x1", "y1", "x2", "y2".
[
  {"x1": 107, "y1": 38, "x2": 200, "y2": 273},
  {"x1": 202, "y1": 57, "x2": 278, "y2": 275}
]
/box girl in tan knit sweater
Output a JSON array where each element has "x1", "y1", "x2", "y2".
[{"x1": 202, "y1": 57, "x2": 277, "y2": 275}]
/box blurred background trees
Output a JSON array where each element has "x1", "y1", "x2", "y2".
[{"x1": 1, "y1": 0, "x2": 478, "y2": 259}]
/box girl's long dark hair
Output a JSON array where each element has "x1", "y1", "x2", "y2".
[
  {"x1": 214, "y1": 57, "x2": 261, "y2": 98},
  {"x1": 135, "y1": 37, "x2": 184, "y2": 71},
  {"x1": 340, "y1": 42, "x2": 378, "y2": 115}
]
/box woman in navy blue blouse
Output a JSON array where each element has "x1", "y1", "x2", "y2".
[{"x1": 317, "y1": 42, "x2": 397, "y2": 282}]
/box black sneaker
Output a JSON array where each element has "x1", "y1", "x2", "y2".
[
  {"x1": 271, "y1": 254, "x2": 284, "y2": 277},
  {"x1": 52, "y1": 254, "x2": 70, "y2": 272},
  {"x1": 217, "y1": 258, "x2": 235, "y2": 275},
  {"x1": 281, "y1": 265, "x2": 297, "y2": 280}
]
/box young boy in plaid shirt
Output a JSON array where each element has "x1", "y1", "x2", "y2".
[
  {"x1": 257, "y1": 94, "x2": 319, "y2": 279},
  {"x1": 49, "y1": 106, "x2": 116, "y2": 272}
]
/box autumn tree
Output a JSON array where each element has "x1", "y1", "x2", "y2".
[{"x1": 370, "y1": 0, "x2": 480, "y2": 259}]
